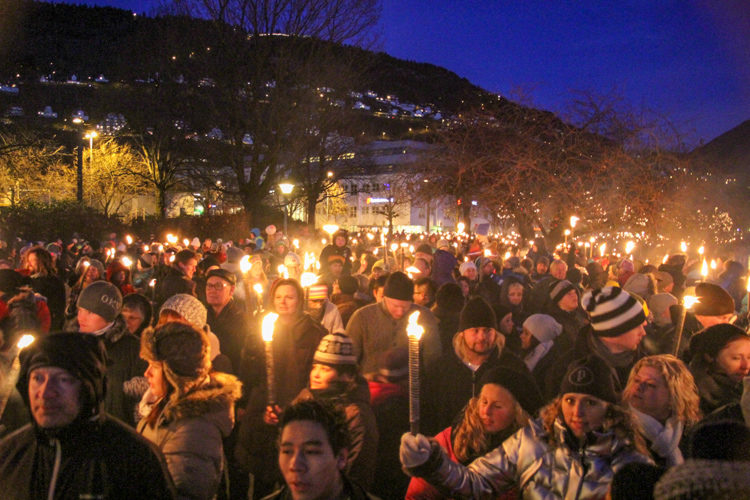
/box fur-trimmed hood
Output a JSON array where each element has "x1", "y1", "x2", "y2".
[{"x1": 162, "y1": 372, "x2": 242, "y2": 435}]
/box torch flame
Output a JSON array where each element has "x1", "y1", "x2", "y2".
[
  {"x1": 125, "y1": 235, "x2": 133, "y2": 245},
  {"x1": 599, "y1": 243, "x2": 607, "y2": 257},
  {"x1": 680, "y1": 241, "x2": 687, "y2": 253},
  {"x1": 701, "y1": 259, "x2": 708, "y2": 278},
  {"x1": 240, "y1": 255, "x2": 252, "y2": 274},
  {"x1": 662, "y1": 254, "x2": 669, "y2": 264},
  {"x1": 406, "y1": 311, "x2": 424, "y2": 340},
  {"x1": 166, "y1": 233, "x2": 178, "y2": 245},
  {"x1": 625, "y1": 241, "x2": 635, "y2": 255},
  {"x1": 300, "y1": 272, "x2": 318, "y2": 288},
  {"x1": 120, "y1": 257, "x2": 133, "y2": 268},
  {"x1": 277, "y1": 265, "x2": 288, "y2": 279},
  {"x1": 253, "y1": 283, "x2": 264, "y2": 296},
  {"x1": 16, "y1": 334, "x2": 35, "y2": 349},
  {"x1": 683, "y1": 295, "x2": 700, "y2": 309},
  {"x1": 261, "y1": 312, "x2": 279, "y2": 342},
  {"x1": 698, "y1": 245, "x2": 705, "y2": 256},
  {"x1": 405, "y1": 266, "x2": 421, "y2": 278}
]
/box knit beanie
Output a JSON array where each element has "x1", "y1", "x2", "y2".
[
  {"x1": 435, "y1": 283, "x2": 465, "y2": 314},
  {"x1": 690, "y1": 323, "x2": 748, "y2": 360},
  {"x1": 327, "y1": 254, "x2": 345, "y2": 266},
  {"x1": 384, "y1": 272, "x2": 414, "y2": 301},
  {"x1": 284, "y1": 252, "x2": 301, "y2": 268},
  {"x1": 623, "y1": 273, "x2": 651, "y2": 299},
  {"x1": 654, "y1": 271, "x2": 674, "y2": 291},
  {"x1": 160, "y1": 293, "x2": 207, "y2": 329},
  {"x1": 225, "y1": 246, "x2": 244, "y2": 263},
  {"x1": 458, "y1": 261, "x2": 477, "y2": 276},
  {"x1": 478, "y1": 366, "x2": 543, "y2": 416},
  {"x1": 313, "y1": 333, "x2": 357, "y2": 367},
  {"x1": 308, "y1": 284, "x2": 329, "y2": 301},
  {"x1": 693, "y1": 282, "x2": 735, "y2": 316},
  {"x1": 559, "y1": 355, "x2": 618, "y2": 403},
  {"x1": 523, "y1": 314, "x2": 563, "y2": 343},
  {"x1": 581, "y1": 287, "x2": 646, "y2": 338},
  {"x1": 653, "y1": 459, "x2": 750, "y2": 500},
  {"x1": 77, "y1": 280, "x2": 122, "y2": 324},
  {"x1": 18, "y1": 332, "x2": 108, "y2": 419},
  {"x1": 648, "y1": 293, "x2": 678, "y2": 327},
  {"x1": 207, "y1": 268, "x2": 236, "y2": 286},
  {"x1": 458, "y1": 296, "x2": 497, "y2": 331},
  {"x1": 141, "y1": 322, "x2": 211, "y2": 391},
  {"x1": 549, "y1": 279, "x2": 577, "y2": 305}
]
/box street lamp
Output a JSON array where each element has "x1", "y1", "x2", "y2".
[
  {"x1": 279, "y1": 182, "x2": 294, "y2": 235},
  {"x1": 76, "y1": 130, "x2": 98, "y2": 202}
]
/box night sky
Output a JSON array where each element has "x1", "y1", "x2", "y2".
[{"x1": 47, "y1": 0, "x2": 750, "y2": 146}]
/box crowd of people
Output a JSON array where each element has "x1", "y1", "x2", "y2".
[{"x1": 1, "y1": 225, "x2": 750, "y2": 499}]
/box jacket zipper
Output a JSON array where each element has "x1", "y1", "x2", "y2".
[
  {"x1": 573, "y1": 444, "x2": 589, "y2": 500},
  {"x1": 47, "y1": 438, "x2": 61, "y2": 500}
]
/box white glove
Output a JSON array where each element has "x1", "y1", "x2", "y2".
[{"x1": 400, "y1": 432, "x2": 432, "y2": 468}]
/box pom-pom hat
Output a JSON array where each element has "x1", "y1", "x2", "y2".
[{"x1": 314, "y1": 333, "x2": 357, "y2": 366}]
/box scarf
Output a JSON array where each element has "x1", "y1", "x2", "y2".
[
  {"x1": 631, "y1": 406, "x2": 684, "y2": 466},
  {"x1": 524, "y1": 340, "x2": 554, "y2": 372}
]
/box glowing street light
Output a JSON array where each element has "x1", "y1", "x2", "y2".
[{"x1": 279, "y1": 182, "x2": 295, "y2": 235}]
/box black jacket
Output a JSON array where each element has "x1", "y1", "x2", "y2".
[
  {"x1": 0, "y1": 416, "x2": 175, "y2": 500},
  {"x1": 206, "y1": 298, "x2": 250, "y2": 375},
  {"x1": 421, "y1": 344, "x2": 530, "y2": 436}
]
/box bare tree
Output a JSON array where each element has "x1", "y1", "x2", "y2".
[{"x1": 156, "y1": 0, "x2": 380, "y2": 225}]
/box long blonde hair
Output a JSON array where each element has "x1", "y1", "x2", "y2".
[
  {"x1": 540, "y1": 396, "x2": 649, "y2": 456},
  {"x1": 452, "y1": 393, "x2": 529, "y2": 463},
  {"x1": 623, "y1": 354, "x2": 702, "y2": 426}
]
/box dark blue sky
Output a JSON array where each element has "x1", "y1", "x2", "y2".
[{"x1": 50, "y1": 0, "x2": 750, "y2": 145}]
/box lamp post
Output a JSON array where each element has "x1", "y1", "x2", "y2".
[
  {"x1": 77, "y1": 131, "x2": 97, "y2": 202},
  {"x1": 279, "y1": 182, "x2": 294, "y2": 236}
]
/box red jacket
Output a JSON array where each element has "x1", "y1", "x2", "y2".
[{"x1": 406, "y1": 427, "x2": 516, "y2": 500}]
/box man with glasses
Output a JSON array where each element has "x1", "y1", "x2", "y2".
[{"x1": 204, "y1": 268, "x2": 249, "y2": 375}]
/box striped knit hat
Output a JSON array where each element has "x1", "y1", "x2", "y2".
[
  {"x1": 549, "y1": 279, "x2": 577, "y2": 305},
  {"x1": 582, "y1": 286, "x2": 646, "y2": 337},
  {"x1": 314, "y1": 333, "x2": 357, "y2": 366},
  {"x1": 308, "y1": 284, "x2": 329, "y2": 301}
]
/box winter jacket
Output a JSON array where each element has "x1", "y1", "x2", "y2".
[
  {"x1": 96, "y1": 316, "x2": 147, "y2": 426},
  {"x1": 154, "y1": 266, "x2": 196, "y2": 310},
  {"x1": 138, "y1": 372, "x2": 242, "y2": 500},
  {"x1": 0, "y1": 416, "x2": 175, "y2": 500},
  {"x1": 28, "y1": 274, "x2": 65, "y2": 330},
  {"x1": 346, "y1": 301, "x2": 441, "y2": 376},
  {"x1": 409, "y1": 417, "x2": 650, "y2": 500},
  {"x1": 206, "y1": 298, "x2": 250, "y2": 375},
  {"x1": 319, "y1": 241, "x2": 353, "y2": 276},
  {"x1": 294, "y1": 377, "x2": 379, "y2": 489},
  {"x1": 421, "y1": 336, "x2": 531, "y2": 436},
  {"x1": 406, "y1": 426, "x2": 517, "y2": 500},
  {"x1": 543, "y1": 326, "x2": 645, "y2": 401}
]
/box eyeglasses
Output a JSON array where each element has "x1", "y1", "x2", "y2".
[{"x1": 206, "y1": 282, "x2": 229, "y2": 291}]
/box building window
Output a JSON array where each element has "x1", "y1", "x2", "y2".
[{"x1": 350, "y1": 206, "x2": 357, "y2": 217}]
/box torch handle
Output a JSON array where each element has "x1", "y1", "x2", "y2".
[
  {"x1": 408, "y1": 336, "x2": 420, "y2": 435},
  {"x1": 264, "y1": 342, "x2": 275, "y2": 406},
  {"x1": 673, "y1": 305, "x2": 687, "y2": 357}
]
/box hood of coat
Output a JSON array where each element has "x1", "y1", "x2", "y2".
[{"x1": 163, "y1": 372, "x2": 242, "y2": 435}]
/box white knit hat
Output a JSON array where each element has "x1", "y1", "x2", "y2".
[
  {"x1": 523, "y1": 314, "x2": 563, "y2": 343},
  {"x1": 160, "y1": 293, "x2": 207, "y2": 329}
]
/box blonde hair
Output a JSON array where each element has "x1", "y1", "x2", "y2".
[
  {"x1": 453, "y1": 392, "x2": 529, "y2": 463},
  {"x1": 623, "y1": 354, "x2": 702, "y2": 426},
  {"x1": 540, "y1": 396, "x2": 648, "y2": 457}
]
